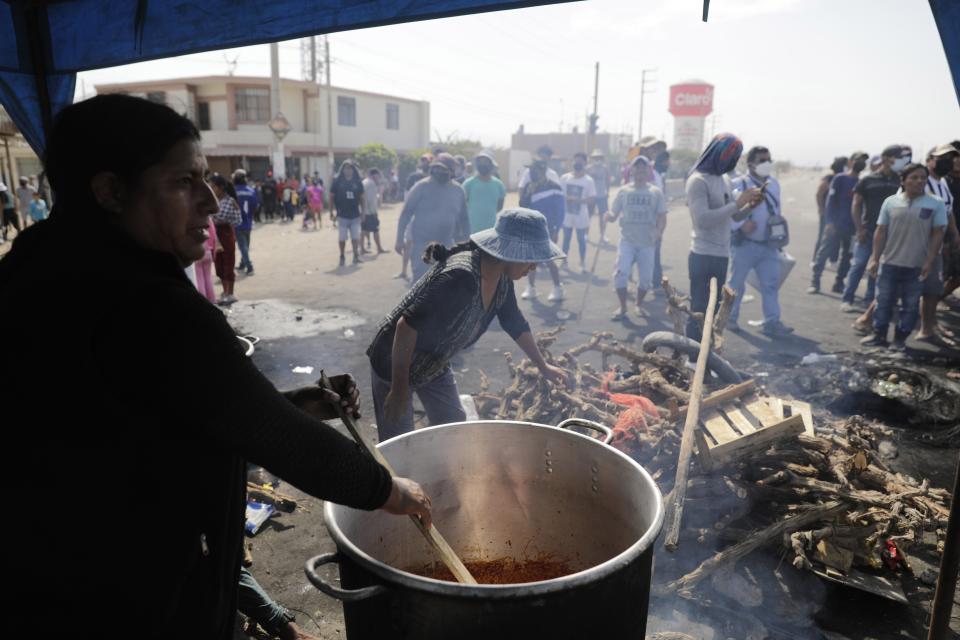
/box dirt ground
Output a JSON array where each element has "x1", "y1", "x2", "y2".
[{"x1": 205, "y1": 170, "x2": 959, "y2": 639}]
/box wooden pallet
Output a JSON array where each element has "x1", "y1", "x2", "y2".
[
  {"x1": 769, "y1": 397, "x2": 815, "y2": 436},
  {"x1": 695, "y1": 393, "x2": 805, "y2": 471}
]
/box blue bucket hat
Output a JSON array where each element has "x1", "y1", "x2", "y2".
[{"x1": 470, "y1": 208, "x2": 565, "y2": 263}]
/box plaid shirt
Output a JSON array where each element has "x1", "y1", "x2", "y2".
[{"x1": 212, "y1": 196, "x2": 242, "y2": 227}]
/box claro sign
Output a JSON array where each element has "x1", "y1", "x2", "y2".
[{"x1": 669, "y1": 83, "x2": 714, "y2": 117}]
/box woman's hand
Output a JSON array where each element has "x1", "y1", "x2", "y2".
[
  {"x1": 381, "y1": 476, "x2": 432, "y2": 527},
  {"x1": 539, "y1": 363, "x2": 569, "y2": 386},
  {"x1": 285, "y1": 374, "x2": 361, "y2": 421},
  {"x1": 383, "y1": 386, "x2": 408, "y2": 426}
]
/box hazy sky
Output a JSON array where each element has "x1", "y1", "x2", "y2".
[{"x1": 78, "y1": 0, "x2": 959, "y2": 165}]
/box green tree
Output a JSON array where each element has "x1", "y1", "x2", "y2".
[
  {"x1": 430, "y1": 137, "x2": 483, "y2": 159},
  {"x1": 354, "y1": 143, "x2": 398, "y2": 174},
  {"x1": 397, "y1": 147, "x2": 431, "y2": 186}
]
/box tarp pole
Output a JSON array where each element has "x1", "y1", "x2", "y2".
[{"x1": 23, "y1": 5, "x2": 55, "y2": 144}]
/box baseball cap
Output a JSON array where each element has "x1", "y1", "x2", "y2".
[
  {"x1": 931, "y1": 143, "x2": 959, "y2": 157},
  {"x1": 431, "y1": 152, "x2": 458, "y2": 173}
]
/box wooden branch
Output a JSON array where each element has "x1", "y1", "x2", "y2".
[
  {"x1": 663, "y1": 277, "x2": 719, "y2": 552},
  {"x1": 661, "y1": 277, "x2": 687, "y2": 336},
  {"x1": 655, "y1": 501, "x2": 847, "y2": 595},
  {"x1": 712, "y1": 285, "x2": 738, "y2": 352}
]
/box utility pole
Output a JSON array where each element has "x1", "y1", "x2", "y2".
[
  {"x1": 638, "y1": 68, "x2": 657, "y2": 142},
  {"x1": 586, "y1": 61, "x2": 599, "y2": 155},
  {"x1": 268, "y1": 42, "x2": 287, "y2": 180},
  {"x1": 324, "y1": 35, "x2": 335, "y2": 190}
]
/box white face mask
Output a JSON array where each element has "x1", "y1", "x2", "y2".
[
  {"x1": 753, "y1": 161, "x2": 773, "y2": 178},
  {"x1": 891, "y1": 157, "x2": 909, "y2": 173}
]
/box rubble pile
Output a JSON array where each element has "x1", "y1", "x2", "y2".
[{"x1": 474, "y1": 328, "x2": 954, "y2": 638}]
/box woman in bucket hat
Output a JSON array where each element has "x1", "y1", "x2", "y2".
[{"x1": 367, "y1": 208, "x2": 568, "y2": 441}]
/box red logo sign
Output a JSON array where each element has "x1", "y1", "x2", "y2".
[{"x1": 669, "y1": 83, "x2": 714, "y2": 117}]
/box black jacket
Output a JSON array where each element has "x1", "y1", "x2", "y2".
[{"x1": 0, "y1": 213, "x2": 391, "y2": 638}]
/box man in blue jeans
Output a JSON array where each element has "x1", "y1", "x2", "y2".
[
  {"x1": 728, "y1": 146, "x2": 794, "y2": 336},
  {"x1": 862, "y1": 163, "x2": 947, "y2": 351},
  {"x1": 809, "y1": 152, "x2": 868, "y2": 294},
  {"x1": 841, "y1": 145, "x2": 908, "y2": 312},
  {"x1": 233, "y1": 169, "x2": 259, "y2": 275}
]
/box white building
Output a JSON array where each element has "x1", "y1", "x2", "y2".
[{"x1": 96, "y1": 75, "x2": 430, "y2": 180}]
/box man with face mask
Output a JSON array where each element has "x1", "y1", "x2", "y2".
[
  {"x1": 462, "y1": 151, "x2": 506, "y2": 233},
  {"x1": 561, "y1": 153, "x2": 597, "y2": 272},
  {"x1": 396, "y1": 153, "x2": 470, "y2": 283},
  {"x1": 686, "y1": 133, "x2": 762, "y2": 342},
  {"x1": 727, "y1": 146, "x2": 793, "y2": 336},
  {"x1": 841, "y1": 145, "x2": 906, "y2": 313},
  {"x1": 518, "y1": 145, "x2": 561, "y2": 190},
  {"x1": 916, "y1": 143, "x2": 960, "y2": 346},
  {"x1": 809, "y1": 152, "x2": 868, "y2": 294}
]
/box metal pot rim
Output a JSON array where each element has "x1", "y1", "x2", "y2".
[{"x1": 322, "y1": 420, "x2": 664, "y2": 598}]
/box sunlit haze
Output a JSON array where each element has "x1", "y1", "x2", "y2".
[{"x1": 78, "y1": 0, "x2": 959, "y2": 165}]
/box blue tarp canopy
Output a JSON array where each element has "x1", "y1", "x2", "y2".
[
  {"x1": 0, "y1": 0, "x2": 570, "y2": 154},
  {"x1": 0, "y1": 0, "x2": 958, "y2": 155}
]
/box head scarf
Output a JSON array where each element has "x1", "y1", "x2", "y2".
[{"x1": 692, "y1": 133, "x2": 743, "y2": 176}]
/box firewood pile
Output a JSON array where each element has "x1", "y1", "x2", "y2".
[
  {"x1": 473, "y1": 328, "x2": 953, "y2": 614},
  {"x1": 472, "y1": 327, "x2": 701, "y2": 489},
  {"x1": 656, "y1": 414, "x2": 951, "y2": 596}
]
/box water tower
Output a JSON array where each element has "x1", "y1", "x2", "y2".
[{"x1": 669, "y1": 80, "x2": 714, "y2": 152}]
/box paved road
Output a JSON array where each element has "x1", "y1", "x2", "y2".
[{"x1": 221, "y1": 170, "x2": 958, "y2": 639}]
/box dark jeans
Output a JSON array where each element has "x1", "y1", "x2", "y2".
[
  {"x1": 873, "y1": 264, "x2": 923, "y2": 340},
  {"x1": 811, "y1": 225, "x2": 852, "y2": 289},
  {"x1": 562, "y1": 227, "x2": 588, "y2": 263},
  {"x1": 236, "y1": 228, "x2": 253, "y2": 271},
  {"x1": 238, "y1": 567, "x2": 294, "y2": 634},
  {"x1": 687, "y1": 252, "x2": 729, "y2": 342},
  {"x1": 370, "y1": 365, "x2": 466, "y2": 442}
]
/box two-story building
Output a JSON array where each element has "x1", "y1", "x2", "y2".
[{"x1": 96, "y1": 75, "x2": 430, "y2": 180}]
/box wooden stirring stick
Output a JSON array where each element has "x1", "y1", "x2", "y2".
[{"x1": 319, "y1": 371, "x2": 478, "y2": 585}]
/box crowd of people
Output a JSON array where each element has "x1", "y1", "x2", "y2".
[
  {"x1": 806, "y1": 141, "x2": 960, "y2": 349},
  {"x1": 172, "y1": 131, "x2": 960, "y2": 356},
  {"x1": 2, "y1": 91, "x2": 957, "y2": 639}
]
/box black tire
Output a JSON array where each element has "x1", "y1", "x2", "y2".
[{"x1": 640, "y1": 331, "x2": 743, "y2": 384}]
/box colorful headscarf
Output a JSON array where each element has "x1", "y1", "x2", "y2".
[{"x1": 692, "y1": 133, "x2": 743, "y2": 176}]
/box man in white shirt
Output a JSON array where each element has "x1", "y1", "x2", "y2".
[
  {"x1": 639, "y1": 138, "x2": 668, "y2": 288},
  {"x1": 917, "y1": 143, "x2": 960, "y2": 345},
  {"x1": 561, "y1": 158, "x2": 597, "y2": 273}
]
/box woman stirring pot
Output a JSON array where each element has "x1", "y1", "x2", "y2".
[
  {"x1": 0, "y1": 95, "x2": 431, "y2": 638},
  {"x1": 367, "y1": 208, "x2": 568, "y2": 442}
]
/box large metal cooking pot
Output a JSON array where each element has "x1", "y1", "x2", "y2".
[{"x1": 305, "y1": 419, "x2": 664, "y2": 640}]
